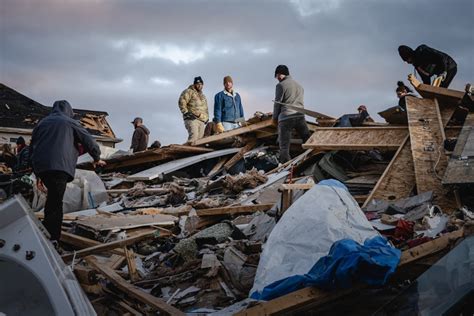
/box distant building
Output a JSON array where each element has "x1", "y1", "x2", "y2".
[{"x1": 0, "y1": 83, "x2": 122, "y2": 148}]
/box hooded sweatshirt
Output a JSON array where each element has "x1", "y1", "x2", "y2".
[
  {"x1": 131, "y1": 125, "x2": 150, "y2": 152},
  {"x1": 31, "y1": 100, "x2": 101, "y2": 181}
]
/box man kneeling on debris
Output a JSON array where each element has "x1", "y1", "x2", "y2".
[
  {"x1": 178, "y1": 76, "x2": 209, "y2": 142},
  {"x1": 31, "y1": 100, "x2": 106, "y2": 242},
  {"x1": 213, "y1": 75, "x2": 245, "y2": 132},
  {"x1": 335, "y1": 105, "x2": 371, "y2": 127},
  {"x1": 273, "y1": 65, "x2": 310, "y2": 163}
]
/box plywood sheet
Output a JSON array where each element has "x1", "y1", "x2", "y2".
[
  {"x1": 406, "y1": 96, "x2": 453, "y2": 211},
  {"x1": 302, "y1": 127, "x2": 408, "y2": 151}
]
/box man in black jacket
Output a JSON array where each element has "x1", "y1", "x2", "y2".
[
  {"x1": 31, "y1": 100, "x2": 105, "y2": 241},
  {"x1": 398, "y1": 44, "x2": 457, "y2": 88}
]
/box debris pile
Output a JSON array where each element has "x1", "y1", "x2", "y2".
[{"x1": 1, "y1": 82, "x2": 473, "y2": 315}]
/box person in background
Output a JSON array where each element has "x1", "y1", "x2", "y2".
[
  {"x1": 336, "y1": 105, "x2": 372, "y2": 127},
  {"x1": 31, "y1": 100, "x2": 105, "y2": 242},
  {"x1": 14, "y1": 136, "x2": 31, "y2": 172},
  {"x1": 273, "y1": 65, "x2": 310, "y2": 163},
  {"x1": 214, "y1": 75, "x2": 245, "y2": 132},
  {"x1": 130, "y1": 117, "x2": 150, "y2": 152},
  {"x1": 1, "y1": 144, "x2": 17, "y2": 169},
  {"x1": 178, "y1": 76, "x2": 209, "y2": 142},
  {"x1": 398, "y1": 44, "x2": 457, "y2": 88},
  {"x1": 396, "y1": 81, "x2": 417, "y2": 110}
]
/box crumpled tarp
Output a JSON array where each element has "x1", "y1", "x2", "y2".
[
  {"x1": 251, "y1": 236, "x2": 401, "y2": 300},
  {"x1": 250, "y1": 180, "x2": 379, "y2": 297}
]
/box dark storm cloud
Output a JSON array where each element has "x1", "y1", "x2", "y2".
[{"x1": 1, "y1": 0, "x2": 473, "y2": 147}]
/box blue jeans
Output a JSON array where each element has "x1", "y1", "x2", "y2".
[
  {"x1": 222, "y1": 122, "x2": 240, "y2": 131},
  {"x1": 338, "y1": 114, "x2": 360, "y2": 127}
]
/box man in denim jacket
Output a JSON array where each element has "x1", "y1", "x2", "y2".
[{"x1": 213, "y1": 76, "x2": 245, "y2": 132}]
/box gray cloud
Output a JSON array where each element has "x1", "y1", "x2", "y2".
[{"x1": 1, "y1": 0, "x2": 473, "y2": 148}]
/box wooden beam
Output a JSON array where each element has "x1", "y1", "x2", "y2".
[
  {"x1": 62, "y1": 231, "x2": 159, "y2": 262},
  {"x1": 302, "y1": 127, "x2": 408, "y2": 151},
  {"x1": 207, "y1": 156, "x2": 230, "y2": 177},
  {"x1": 195, "y1": 204, "x2": 274, "y2": 217},
  {"x1": 405, "y1": 96, "x2": 453, "y2": 211},
  {"x1": 85, "y1": 256, "x2": 185, "y2": 315},
  {"x1": 399, "y1": 229, "x2": 464, "y2": 265},
  {"x1": 238, "y1": 229, "x2": 464, "y2": 316},
  {"x1": 224, "y1": 140, "x2": 257, "y2": 171},
  {"x1": 190, "y1": 119, "x2": 275, "y2": 146},
  {"x1": 409, "y1": 77, "x2": 464, "y2": 106},
  {"x1": 273, "y1": 101, "x2": 336, "y2": 120},
  {"x1": 60, "y1": 231, "x2": 126, "y2": 257}
]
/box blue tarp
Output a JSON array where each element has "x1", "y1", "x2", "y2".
[{"x1": 251, "y1": 236, "x2": 401, "y2": 301}]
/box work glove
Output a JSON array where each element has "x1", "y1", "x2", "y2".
[{"x1": 216, "y1": 122, "x2": 225, "y2": 133}]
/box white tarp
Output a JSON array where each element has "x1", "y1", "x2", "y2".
[
  {"x1": 32, "y1": 169, "x2": 108, "y2": 213},
  {"x1": 250, "y1": 181, "x2": 379, "y2": 296}
]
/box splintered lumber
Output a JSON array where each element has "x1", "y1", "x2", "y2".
[
  {"x1": 85, "y1": 256, "x2": 185, "y2": 316},
  {"x1": 127, "y1": 147, "x2": 240, "y2": 181},
  {"x1": 405, "y1": 97, "x2": 453, "y2": 211},
  {"x1": 124, "y1": 247, "x2": 140, "y2": 282},
  {"x1": 223, "y1": 140, "x2": 257, "y2": 171},
  {"x1": 190, "y1": 119, "x2": 275, "y2": 146},
  {"x1": 399, "y1": 229, "x2": 464, "y2": 265},
  {"x1": 62, "y1": 230, "x2": 161, "y2": 261},
  {"x1": 207, "y1": 156, "x2": 230, "y2": 177},
  {"x1": 75, "y1": 214, "x2": 177, "y2": 231},
  {"x1": 195, "y1": 204, "x2": 274, "y2": 217},
  {"x1": 302, "y1": 126, "x2": 408, "y2": 151},
  {"x1": 363, "y1": 136, "x2": 415, "y2": 206},
  {"x1": 443, "y1": 112, "x2": 474, "y2": 185},
  {"x1": 61, "y1": 231, "x2": 127, "y2": 257},
  {"x1": 238, "y1": 229, "x2": 465, "y2": 316}
]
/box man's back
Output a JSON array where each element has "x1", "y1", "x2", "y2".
[{"x1": 274, "y1": 75, "x2": 305, "y2": 121}]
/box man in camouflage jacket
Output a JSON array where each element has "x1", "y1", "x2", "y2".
[{"x1": 178, "y1": 76, "x2": 209, "y2": 142}]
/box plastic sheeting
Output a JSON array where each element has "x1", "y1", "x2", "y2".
[
  {"x1": 251, "y1": 236, "x2": 401, "y2": 300},
  {"x1": 32, "y1": 169, "x2": 108, "y2": 213},
  {"x1": 250, "y1": 180, "x2": 379, "y2": 297}
]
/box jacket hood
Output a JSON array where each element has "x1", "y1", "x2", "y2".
[
  {"x1": 52, "y1": 100, "x2": 74, "y2": 118},
  {"x1": 137, "y1": 125, "x2": 150, "y2": 134}
]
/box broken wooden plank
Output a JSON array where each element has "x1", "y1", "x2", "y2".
[
  {"x1": 363, "y1": 136, "x2": 415, "y2": 206},
  {"x1": 85, "y1": 256, "x2": 185, "y2": 315},
  {"x1": 127, "y1": 147, "x2": 240, "y2": 181},
  {"x1": 124, "y1": 247, "x2": 140, "y2": 282},
  {"x1": 224, "y1": 140, "x2": 257, "y2": 171},
  {"x1": 239, "y1": 229, "x2": 464, "y2": 316},
  {"x1": 62, "y1": 231, "x2": 160, "y2": 261},
  {"x1": 195, "y1": 204, "x2": 274, "y2": 217},
  {"x1": 406, "y1": 96, "x2": 453, "y2": 211},
  {"x1": 302, "y1": 126, "x2": 408, "y2": 151},
  {"x1": 207, "y1": 156, "x2": 230, "y2": 177},
  {"x1": 75, "y1": 214, "x2": 177, "y2": 231},
  {"x1": 399, "y1": 229, "x2": 464, "y2": 265},
  {"x1": 190, "y1": 119, "x2": 275, "y2": 146},
  {"x1": 60, "y1": 231, "x2": 126, "y2": 257}
]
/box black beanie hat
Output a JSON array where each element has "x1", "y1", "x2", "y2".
[
  {"x1": 194, "y1": 76, "x2": 203, "y2": 84},
  {"x1": 398, "y1": 45, "x2": 414, "y2": 61},
  {"x1": 16, "y1": 136, "x2": 26, "y2": 145},
  {"x1": 274, "y1": 65, "x2": 289, "y2": 77}
]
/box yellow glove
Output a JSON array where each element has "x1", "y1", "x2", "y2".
[{"x1": 216, "y1": 122, "x2": 225, "y2": 133}]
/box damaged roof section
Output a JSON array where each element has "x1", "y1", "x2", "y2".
[{"x1": 0, "y1": 83, "x2": 121, "y2": 144}]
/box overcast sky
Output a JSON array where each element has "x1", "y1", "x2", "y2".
[{"x1": 1, "y1": 0, "x2": 473, "y2": 148}]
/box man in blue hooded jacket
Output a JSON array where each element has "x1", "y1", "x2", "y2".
[
  {"x1": 31, "y1": 100, "x2": 106, "y2": 241},
  {"x1": 213, "y1": 76, "x2": 245, "y2": 132}
]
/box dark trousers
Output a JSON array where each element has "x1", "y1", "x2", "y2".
[
  {"x1": 337, "y1": 114, "x2": 360, "y2": 127},
  {"x1": 278, "y1": 117, "x2": 310, "y2": 163},
  {"x1": 39, "y1": 171, "x2": 70, "y2": 241},
  {"x1": 440, "y1": 67, "x2": 457, "y2": 88}
]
